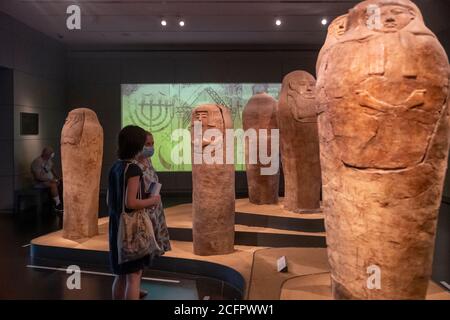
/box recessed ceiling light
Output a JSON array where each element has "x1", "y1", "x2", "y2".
[
  {"x1": 161, "y1": 19, "x2": 167, "y2": 26},
  {"x1": 179, "y1": 20, "x2": 185, "y2": 27},
  {"x1": 275, "y1": 19, "x2": 282, "y2": 26},
  {"x1": 321, "y1": 18, "x2": 328, "y2": 26}
]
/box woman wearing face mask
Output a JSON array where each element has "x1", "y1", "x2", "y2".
[
  {"x1": 133, "y1": 131, "x2": 171, "y2": 264},
  {"x1": 108, "y1": 126, "x2": 162, "y2": 300}
]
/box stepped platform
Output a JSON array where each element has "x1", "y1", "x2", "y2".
[
  {"x1": 30, "y1": 198, "x2": 449, "y2": 300},
  {"x1": 166, "y1": 198, "x2": 326, "y2": 248}
]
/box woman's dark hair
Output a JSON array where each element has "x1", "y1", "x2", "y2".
[{"x1": 117, "y1": 125, "x2": 147, "y2": 160}]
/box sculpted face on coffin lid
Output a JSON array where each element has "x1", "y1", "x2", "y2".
[
  {"x1": 316, "y1": 14, "x2": 349, "y2": 77},
  {"x1": 190, "y1": 104, "x2": 235, "y2": 256},
  {"x1": 278, "y1": 71, "x2": 322, "y2": 213},
  {"x1": 61, "y1": 108, "x2": 104, "y2": 240},
  {"x1": 243, "y1": 92, "x2": 280, "y2": 205},
  {"x1": 287, "y1": 73, "x2": 317, "y2": 123},
  {"x1": 322, "y1": 0, "x2": 449, "y2": 171},
  {"x1": 317, "y1": 0, "x2": 450, "y2": 300}
]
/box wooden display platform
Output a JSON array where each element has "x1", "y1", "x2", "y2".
[
  {"x1": 30, "y1": 198, "x2": 450, "y2": 300},
  {"x1": 166, "y1": 198, "x2": 326, "y2": 247}
]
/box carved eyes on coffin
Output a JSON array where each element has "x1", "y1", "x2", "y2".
[
  {"x1": 195, "y1": 111, "x2": 209, "y2": 122},
  {"x1": 288, "y1": 81, "x2": 316, "y2": 97},
  {"x1": 61, "y1": 113, "x2": 84, "y2": 145},
  {"x1": 336, "y1": 23, "x2": 346, "y2": 36},
  {"x1": 64, "y1": 113, "x2": 85, "y2": 128},
  {"x1": 332, "y1": 18, "x2": 347, "y2": 37},
  {"x1": 391, "y1": 8, "x2": 406, "y2": 15},
  {"x1": 380, "y1": 6, "x2": 415, "y2": 31}
]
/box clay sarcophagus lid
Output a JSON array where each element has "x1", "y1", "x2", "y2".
[
  {"x1": 317, "y1": 0, "x2": 450, "y2": 299},
  {"x1": 278, "y1": 70, "x2": 322, "y2": 213},
  {"x1": 316, "y1": 14, "x2": 348, "y2": 77},
  {"x1": 61, "y1": 108, "x2": 103, "y2": 240},
  {"x1": 243, "y1": 92, "x2": 280, "y2": 205},
  {"x1": 191, "y1": 104, "x2": 235, "y2": 256}
]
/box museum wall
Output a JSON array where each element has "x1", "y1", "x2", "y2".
[
  {"x1": 0, "y1": 11, "x2": 448, "y2": 200},
  {"x1": 0, "y1": 12, "x2": 66, "y2": 210},
  {"x1": 0, "y1": 67, "x2": 14, "y2": 211},
  {"x1": 67, "y1": 49, "x2": 318, "y2": 194},
  {"x1": 432, "y1": 26, "x2": 450, "y2": 284}
]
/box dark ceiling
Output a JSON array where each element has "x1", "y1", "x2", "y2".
[{"x1": 0, "y1": 0, "x2": 449, "y2": 48}]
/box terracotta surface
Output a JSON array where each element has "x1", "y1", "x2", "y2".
[
  {"x1": 316, "y1": 14, "x2": 348, "y2": 77},
  {"x1": 280, "y1": 273, "x2": 450, "y2": 300},
  {"x1": 191, "y1": 104, "x2": 235, "y2": 255},
  {"x1": 278, "y1": 71, "x2": 322, "y2": 213},
  {"x1": 61, "y1": 108, "x2": 103, "y2": 240},
  {"x1": 317, "y1": 0, "x2": 450, "y2": 299},
  {"x1": 243, "y1": 92, "x2": 280, "y2": 204}
]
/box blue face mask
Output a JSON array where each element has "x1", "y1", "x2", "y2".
[{"x1": 142, "y1": 146, "x2": 154, "y2": 158}]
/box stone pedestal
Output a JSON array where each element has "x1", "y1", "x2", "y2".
[
  {"x1": 243, "y1": 92, "x2": 279, "y2": 204},
  {"x1": 278, "y1": 71, "x2": 322, "y2": 213},
  {"x1": 317, "y1": 0, "x2": 450, "y2": 299},
  {"x1": 191, "y1": 104, "x2": 235, "y2": 256},
  {"x1": 61, "y1": 108, "x2": 103, "y2": 240}
]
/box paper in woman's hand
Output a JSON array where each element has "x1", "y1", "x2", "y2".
[{"x1": 148, "y1": 182, "x2": 162, "y2": 196}]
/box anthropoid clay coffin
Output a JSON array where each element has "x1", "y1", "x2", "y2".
[
  {"x1": 191, "y1": 104, "x2": 235, "y2": 256},
  {"x1": 61, "y1": 108, "x2": 103, "y2": 240},
  {"x1": 243, "y1": 92, "x2": 280, "y2": 205},
  {"x1": 278, "y1": 71, "x2": 322, "y2": 213},
  {"x1": 316, "y1": 14, "x2": 348, "y2": 79},
  {"x1": 317, "y1": 0, "x2": 450, "y2": 299}
]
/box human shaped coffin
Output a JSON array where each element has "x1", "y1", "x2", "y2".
[
  {"x1": 317, "y1": 0, "x2": 450, "y2": 299},
  {"x1": 278, "y1": 71, "x2": 322, "y2": 213},
  {"x1": 316, "y1": 14, "x2": 348, "y2": 77},
  {"x1": 61, "y1": 108, "x2": 103, "y2": 239},
  {"x1": 243, "y1": 92, "x2": 280, "y2": 204},
  {"x1": 191, "y1": 104, "x2": 235, "y2": 256}
]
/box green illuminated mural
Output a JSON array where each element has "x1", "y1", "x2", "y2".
[{"x1": 122, "y1": 83, "x2": 281, "y2": 172}]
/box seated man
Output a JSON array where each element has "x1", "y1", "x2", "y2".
[{"x1": 30, "y1": 147, "x2": 63, "y2": 212}]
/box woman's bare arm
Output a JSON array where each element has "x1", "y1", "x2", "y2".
[{"x1": 126, "y1": 176, "x2": 160, "y2": 210}]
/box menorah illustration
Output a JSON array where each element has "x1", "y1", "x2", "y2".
[{"x1": 128, "y1": 93, "x2": 176, "y2": 133}]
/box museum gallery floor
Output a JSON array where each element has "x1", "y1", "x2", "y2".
[{"x1": 30, "y1": 198, "x2": 450, "y2": 300}]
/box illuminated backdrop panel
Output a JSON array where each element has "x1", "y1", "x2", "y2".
[{"x1": 122, "y1": 83, "x2": 281, "y2": 172}]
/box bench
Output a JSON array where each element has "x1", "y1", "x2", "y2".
[{"x1": 14, "y1": 187, "x2": 52, "y2": 224}]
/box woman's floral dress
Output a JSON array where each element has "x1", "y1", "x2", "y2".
[{"x1": 133, "y1": 158, "x2": 172, "y2": 258}]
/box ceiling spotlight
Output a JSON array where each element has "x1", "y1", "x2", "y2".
[
  {"x1": 161, "y1": 19, "x2": 167, "y2": 26},
  {"x1": 321, "y1": 18, "x2": 328, "y2": 26},
  {"x1": 275, "y1": 19, "x2": 282, "y2": 26},
  {"x1": 179, "y1": 20, "x2": 185, "y2": 27}
]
